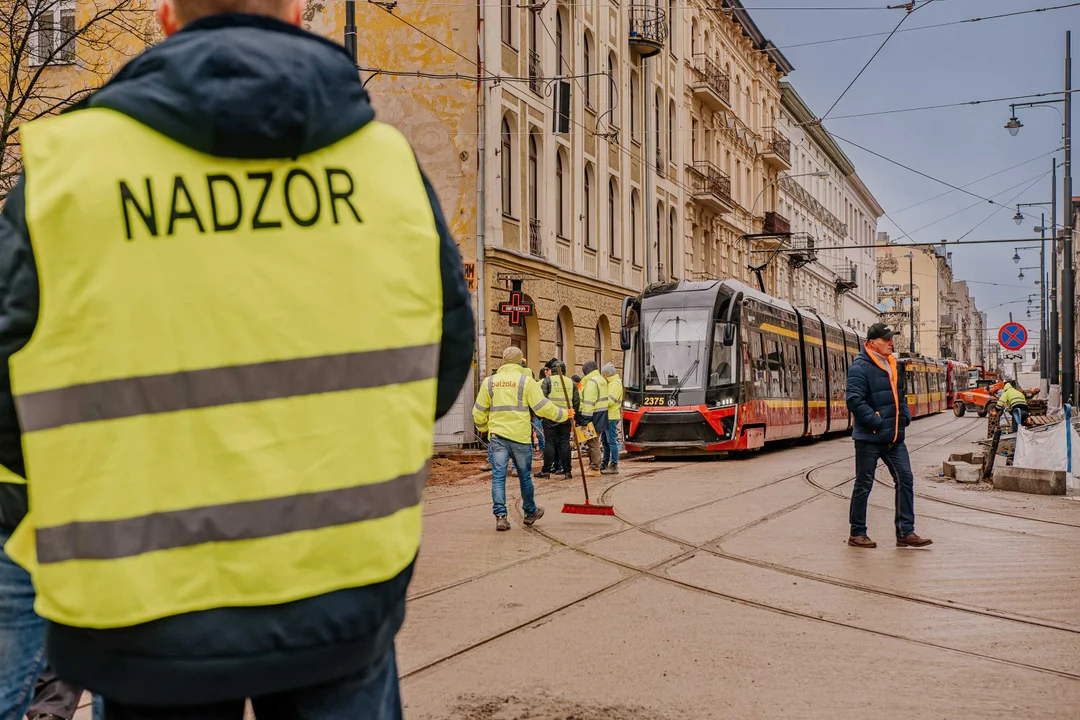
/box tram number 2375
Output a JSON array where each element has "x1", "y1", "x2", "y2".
[{"x1": 643, "y1": 396, "x2": 671, "y2": 406}]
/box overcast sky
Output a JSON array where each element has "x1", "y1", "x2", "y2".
[{"x1": 747, "y1": 0, "x2": 1075, "y2": 349}]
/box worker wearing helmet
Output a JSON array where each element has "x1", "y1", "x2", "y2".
[{"x1": 996, "y1": 380, "x2": 1030, "y2": 432}]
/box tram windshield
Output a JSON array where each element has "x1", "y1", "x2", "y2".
[{"x1": 642, "y1": 309, "x2": 710, "y2": 391}]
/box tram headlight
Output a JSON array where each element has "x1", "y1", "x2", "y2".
[
  {"x1": 623, "y1": 400, "x2": 640, "y2": 411},
  {"x1": 713, "y1": 398, "x2": 735, "y2": 408}
]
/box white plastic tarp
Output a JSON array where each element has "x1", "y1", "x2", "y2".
[{"x1": 1013, "y1": 406, "x2": 1080, "y2": 490}]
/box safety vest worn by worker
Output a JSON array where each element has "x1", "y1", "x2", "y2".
[
  {"x1": 581, "y1": 370, "x2": 610, "y2": 416},
  {"x1": 8, "y1": 109, "x2": 442, "y2": 630},
  {"x1": 473, "y1": 364, "x2": 567, "y2": 443},
  {"x1": 606, "y1": 375, "x2": 624, "y2": 421},
  {"x1": 547, "y1": 374, "x2": 573, "y2": 416},
  {"x1": 996, "y1": 385, "x2": 1028, "y2": 410}
]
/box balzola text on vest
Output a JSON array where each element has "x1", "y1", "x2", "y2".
[{"x1": 118, "y1": 167, "x2": 363, "y2": 240}]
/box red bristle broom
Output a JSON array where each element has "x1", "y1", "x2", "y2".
[{"x1": 557, "y1": 370, "x2": 615, "y2": 516}]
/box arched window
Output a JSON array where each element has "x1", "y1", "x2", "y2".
[
  {"x1": 528, "y1": 133, "x2": 539, "y2": 222},
  {"x1": 555, "y1": 9, "x2": 566, "y2": 73},
  {"x1": 501, "y1": 0, "x2": 513, "y2": 46},
  {"x1": 594, "y1": 324, "x2": 604, "y2": 367},
  {"x1": 608, "y1": 52, "x2": 618, "y2": 123},
  {"x1": 583, "y1": 33, "x2": 593, "y2": 107},
  {"x1": 556, "y1": 150, "x2": 567, "y2": 238},
  {"x1": 654, "y1": 89, "x2": 662, "y2": 168},
  {"x1": 669, "y1": 207, "x2": 678, "y2": 280},
  {"x1": 630, "y1": 190, "x2": 640, "y2": 266},
  {"x1": 584, "y1": 164, "x2": 595, "y2": 249},
  {"x1": 668, "y1": 99, "x2": 676, "y2": 162},
  {"x1": 668, "y1": 0, "x2": 675, "y2": 55},
  {"x1": 656, "y1": 200, "x2": 664, "y2": 275},
  {"x1": 556, "y1": 315, "x2": 565, "y2": 360},
  {"x1": 630, "y1": 71, "x2": 639, "y2": 141},
  {"x1": 608, "y1": 178, "x2": 619, "y2": 258},
  {"x1": 501, "y1": 117, "x2": 513, "y2": 216},
  {"x1": 691, "y1": 18, "x2": 698, "y2": 56}
]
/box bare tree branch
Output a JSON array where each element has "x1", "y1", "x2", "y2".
[{"x1": 1, "y1": 0, "x2": 155, "y2": 202}]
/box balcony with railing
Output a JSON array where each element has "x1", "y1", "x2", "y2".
[
  {"x1": 688, "y1": 161, "x2": 734, "y2": 214},
  {"x1": 628, "y1": 5, "x2": 667, "y2": 58},
  {"x1": 528, "y1": 50, "x2": 542, "y2": 95},
  {"x1": 691, "y1": 54, "x2": 731, "y2": 111},
  {"x1": 761, "y1": 127, "x2": 792, "y2": 170},
  {"x1": 834, "y1": 264, "x2": 858, "y2": 294},
  {"x1": 762, "y1": 211, "x2": 791, "y2": 236},
  {"x1": 787, "y1": 232, "x2": 817, "y2": 270},
  {"x1": 529, "y1": 218, "x2": 543, "y2": 257}
]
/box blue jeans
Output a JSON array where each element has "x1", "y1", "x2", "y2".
[
  {"x1": 532, "y1": 416, "x2": 545, "y2": 452},
  {"x1": 850, "y1": 441, "x2": 916, "y2": 539},
  {"x1": 0, "y1": 528, "x2": 46, "y2": 720},
  {"x1": 603, "y1": 418, "x2": 619, "y2": 466},
  {"x1": 490, "y1": 436, "x2": 536, "y2": 517},
  {"x1": 103, "y1": 648, "x2": 401, "y2": 719}
]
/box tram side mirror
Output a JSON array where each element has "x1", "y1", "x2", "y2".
[
  {"x1": 620, "y1": 328, "x2": 632, "y2": 351},
  {"x1": 722, "y1": 323, "x2": 736, "y2": 347}
]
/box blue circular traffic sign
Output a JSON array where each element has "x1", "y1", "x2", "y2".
[{"x1": 998, "y1": 323, "x2": 1028, "y2": 351}]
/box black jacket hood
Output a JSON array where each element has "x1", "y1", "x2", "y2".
[{"x1": 86, "y1": 14, "x2": 374, "y2": 158}]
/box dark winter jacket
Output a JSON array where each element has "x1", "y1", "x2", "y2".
[
  {"x1": 846, "y1": 347, "x2": 911, "y2": 444},
  {"x1": 0, "y1": 14, "x2": 474, "y2": 705}
]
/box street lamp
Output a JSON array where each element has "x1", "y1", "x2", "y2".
[
  {"x1": 1013, "y1": 210, "x2": 1025, "y2": 225},
  {"x1": 1005, "y1": 116, "x2": 1023, "y2": 136},
  {"x1": 1012, "y1": 249, "x2": 1022, "y2": 264}
]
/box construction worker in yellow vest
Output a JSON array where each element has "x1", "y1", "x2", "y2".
[
  {"x1": 473, "y1": 347, "x2": 568, "y2": 531},
  {"x1": 0, "y1": 0, "x2": 476, "y2": 714},
  {"x1": 580, "y1": 361, "x2": 610, "y2": 471},
  {"x1": 996, "y1": 380, "x2": 1030, "y2": 432},
  {"x1": 602, "y1": 363, "x2": 624, "y2": 475}
]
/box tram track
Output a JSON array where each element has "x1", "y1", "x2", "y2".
[{"x1": 403, "y1": 415, "x2": 1080, "y2": 684}]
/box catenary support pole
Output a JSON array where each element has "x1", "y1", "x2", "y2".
[
  {"x1": 1051, "y1": 160, "x2": 1060, "y2": 384},
  {"x1": 1061, "y1": 31, "x2": 1074, "y2": 402}
]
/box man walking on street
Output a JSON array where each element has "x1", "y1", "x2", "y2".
[
  {"x1": 846, "y1": 324, "x2": 933, "y2": 549},
  {"x1": 601, "y1": 363, "x2": 623, "y2": 475},
  {"x1": 538, "y1": 361, "x2": 578, "y2": 480},
  {"x1": 474, "y1": 347, "x2": 568, "y2": 531},
  {"x1": 0, "y1": 0, "x2": 475, "y2": 716},
  {"x1": 580, "y1": 361, "x2": 610, "y2": 472}
]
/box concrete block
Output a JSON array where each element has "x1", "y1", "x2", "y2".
[
  {"x1": 954, "y1": 464, "x2": 981, "y2": 484},
  {"x1": 992, "y1": 466, "x2": 1067, "y2": 496},
  {"x1": 942, "y1": 460, "x2": 960, "y2": 478},
  {"x1": 949, "y1": 452, "x2": 974, "y2": 463},
  {"x1": 972, "y1": 453, "x2": 986, "y2": 466}
]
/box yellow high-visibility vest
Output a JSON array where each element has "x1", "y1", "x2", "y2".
[
  {"x1": 547, "y1": 374, "x2": 572, "y2": 410},
  {"x1": 9, "y1": 108, "x2": 442, "y2": 630},
  {"x1": 996, "y1": 385, "x2": 1028, "y2": 410},
  {"x1": 606, "y1": 375, "x2": 624, "y2": 421},
  {"x1": 473, "y1": 363, "x2": 566, "y2": 444},
  {"x1": 580, "y1": 370, "x2": 609, "y2": 416}
]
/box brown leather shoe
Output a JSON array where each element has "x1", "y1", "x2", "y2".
[
  {"x1": 896, "y1": 533, "x2": 933, "y2": 547},
  {"x1": 847, "y1": 535, "x2": 877, "y2": 548}
]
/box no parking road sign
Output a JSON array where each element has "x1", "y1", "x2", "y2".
[{"x1": 998, "y1": 322, "x2": 1028, "y2": 351}]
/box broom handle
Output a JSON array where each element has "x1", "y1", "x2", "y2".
[{"x1": 557, "y1": 374, "x2": 591, "y2": 503}]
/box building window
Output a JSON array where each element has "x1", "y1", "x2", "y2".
[
  {"x1": 630, "y1": 71, "x2": 639, "y2": 142},
  {"x1": 669, "y1": 208, "x2": 678, "y2": 280},
  {"x1": 501, "y1": 117, "x2": 514, "y2": 217},
  {"x1": 501, "y1": 0, "x2": 513, "y2": 47},
  {"x1": 654, "y1": 90, "x2": 662, "y2": 167},
  {"x1": 668, "y1": 99, "x2": 676, "y2": 162},
  {"x1": 528, "y1": 133, "x2": 539, "y2": 222},
  {"x1": 556, "y1": 316, "x2": 565, "y2": 360},
  {"x1": 555, "y1": 10, "x2": 566, "y2": 73},
  {"x1": 631, "y1": 191, "x2": 640, "y2": 266},
  {"x1": 691, "y1": 118, "x2": 698, "y2": 161},
  {"x1": 556, "y1": 151, "x2": 567, "y2": 239},
  {"x1": 608, "y1": 52, "x2": 618, "y2": 125},
  {"x1": 594, "y1": 325, "x2": 604, "y2": 366},
  {"x1": 584, "y1": 164, "x2": 595, "y2": 249},
  {"x1": 608, "y1": 178, "x2": 619, "y2": 259},
  {"x1": 656, "y1": 201, "x2": 664, "y2": 276},
  {"x1": 583, "y1": 33, "x2": 593, "y2": 108},
  {"x1": 528, "y1": 5, "x2": 538, "y2": 59},
  {"x1": 29, "y1": 0, "x2": 77, "y2": 65}
]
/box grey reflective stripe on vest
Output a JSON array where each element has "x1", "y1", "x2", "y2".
[
  {"x1": 16, "y1": 344, "x2": 439, "y2": 433},
  {"x1": 35, "y1": 464, "x2": 430, "y2": 564},
  {"x1": 532, "y1": 397, "x2": 553, "y2": 413}
]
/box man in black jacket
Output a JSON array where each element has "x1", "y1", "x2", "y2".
[
  {"x1": 0, "y1": 0, "x2": 474, "y2": 717},
  {"x1": 845, "y1": 324, "x2": 932, "y2": 550}
]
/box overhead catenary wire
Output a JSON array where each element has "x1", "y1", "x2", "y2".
[
  {"x1": 820, "y1": 0, "x2": 939, "y2": 120},
  {"x1": 826, "y1": 89, "x2": 1080, "y2": 121}
]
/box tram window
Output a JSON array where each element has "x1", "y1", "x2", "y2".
[
  {"x1": 766, "y1": 339, "x2": 782, "y2": 396},
  {"x1": 750, "y1": 332, "x2": 766, "y2": 391},
  {"x1": 710, "y1": 322, "x2": 735, "y2": 387},
  {"x1": 788, "y1": 341, "x2": 802, "y2": 397}
]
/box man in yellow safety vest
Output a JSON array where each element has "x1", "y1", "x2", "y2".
[
  {"x1": 473, "y1": 347, "x2": 568, "y2": 531},
  {"x1": 580, "y1": 361, "x2": 610, "y2": 471},
  {"x1": 0, "y1": 0, "x2": 475, "y2": 715},
  {"x1": 602, "y1": 363, "x2": 624, "y2": 475},
  {"x1": 996, "y1": 379, "x2": 1030, "y2": 432}
]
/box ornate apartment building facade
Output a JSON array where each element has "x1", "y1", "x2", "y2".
[{"x1": 775, "y1": 84, "x2": 881, "y2": 333}]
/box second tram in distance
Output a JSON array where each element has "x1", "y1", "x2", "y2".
[{"x1": 619, "y1": 279, "x2": 954, "y2": 457}]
